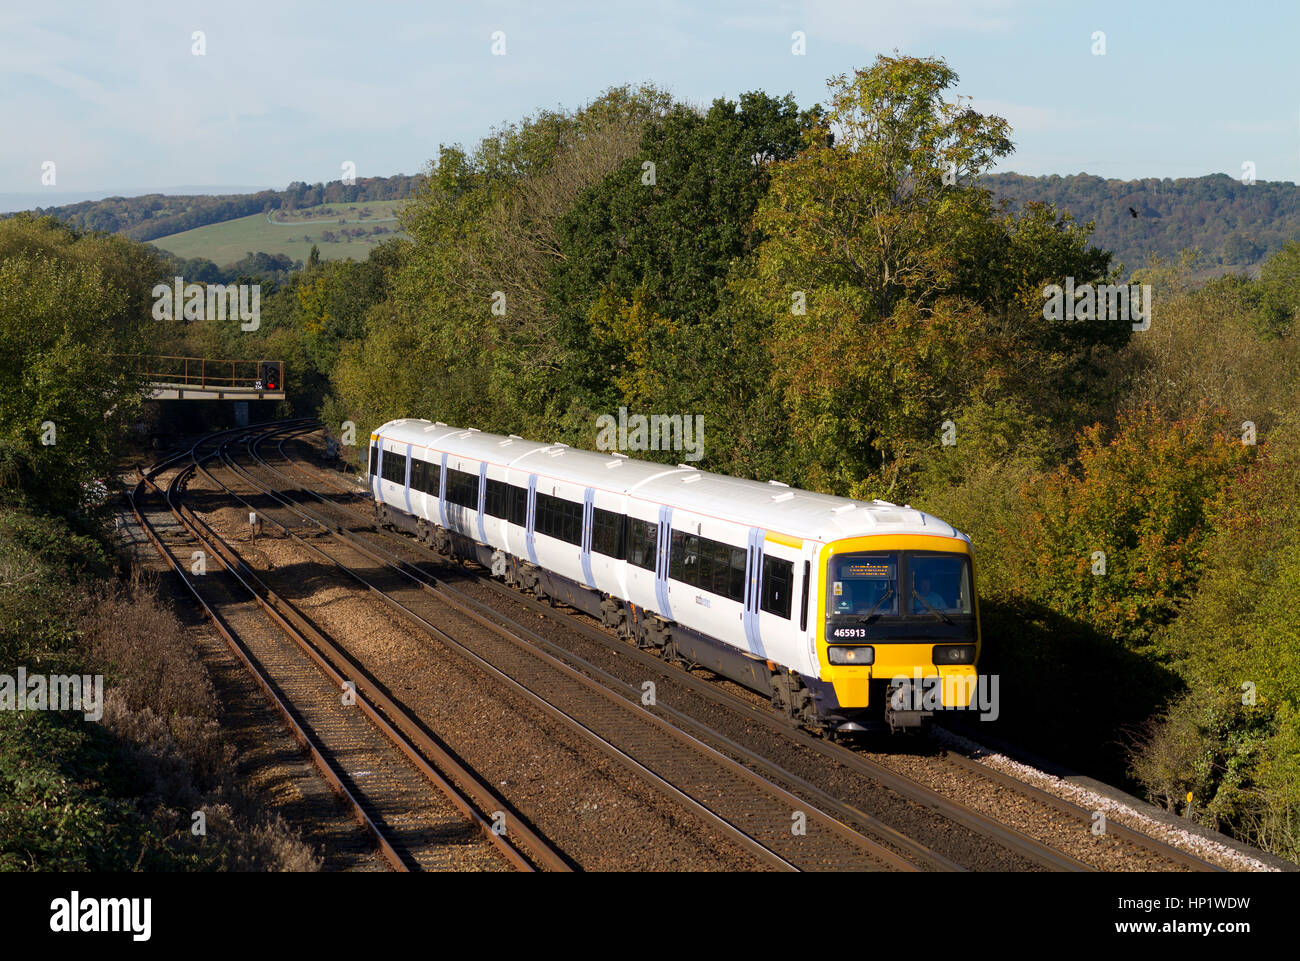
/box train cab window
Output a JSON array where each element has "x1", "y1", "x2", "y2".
[
  {"x1": 536, "y1": 493, "x2": 582, "y2": 545},
  {"x1": 761, "y1": 556, "x2": 794, "y2": 619},
  {"x1": 828, "y1": 552, "x2": 897, "y2": 617},
  {"x1": 381, "y1": 448, "x2": 407, "y2": 485},
  {"x1": 907, "y1": 554, "x2": 972, "y2": 615},
  {"x1": 626, "y1": 518, "x2": 657, "y2": 571},
  {"x1": 446, "y1": 468, "x2": 479, "y2": 509},
  {"x1": 368, "y1": 444, "x2": 378, "y2": 477},
  {"x1": 592, "y1": 508, "x2": 625, "y2": 559}
]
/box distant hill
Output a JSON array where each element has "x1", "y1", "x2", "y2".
[
  {"x1": 150, "y1": 200, "x2": 407, "y2": 266},
  {"x1": 6, "y1": 174, "x2": 424, "y2": 245},
  {"x1": 984, "y1": 172, "x2": 1300, "y2": 272}
]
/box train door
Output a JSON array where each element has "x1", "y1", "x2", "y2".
[
  {"x1": 402, "y1": 444, "x2": 412, "y2": 514},
  {"x1": 580, "y1": 488, "x2": 596, "y2": 589},
  {"x1": 524, "y1": 473, "x2": 538, "y2": 564},
  {"x1": 476, "y1": 461, "x2": 488, "y2": 543},
  {"x1": 437, "y1": 452, "x2": 448, "y2": 527},
  {"x1": 654, "y1": 505, "x2": 673, "y2": 620},
  {"x1": 742, "y1": 527, "x2": 767, "y2": 657}
]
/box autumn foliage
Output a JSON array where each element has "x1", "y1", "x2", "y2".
[{"x1": 1021, "y1": 405, "x2": 1253, "y2": 649}]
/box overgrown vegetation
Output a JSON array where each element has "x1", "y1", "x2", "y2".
[{"x1": 0, "y1": 509, "x2": 318, "y2": 871}]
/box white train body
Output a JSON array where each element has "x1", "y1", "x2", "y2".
[{"x1": 368, "y1": 419, "x2": 981, "y2": 729}]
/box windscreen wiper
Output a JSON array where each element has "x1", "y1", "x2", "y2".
[
  {"x1": 856, "y1": 588, "x2": 895, "y2": 624},
  {"x1": 911, "y1": 589, "x2": 954, "y2": 625}
]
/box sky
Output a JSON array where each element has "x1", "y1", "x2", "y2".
[{"x1": 2, "y1": 0, "x2": 1297, "y2": 205}]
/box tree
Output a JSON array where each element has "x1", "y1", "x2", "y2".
[
  {"x1": 1257, "y1": 241, "x2": 1300, "y2": 336},
  {"x1": 1021, "y1": 404, "x2": 1250, "y2": 650},
  {"x1": 549, "y1": 91, "x2": 819, "y2": 409},
  {"x1": 0, "y1": 216, "x2": 159, "y2": 513}
]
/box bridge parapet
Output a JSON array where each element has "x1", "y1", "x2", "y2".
[{"x1": 120, "y1": 355, "x2": 286, "y2": 401}]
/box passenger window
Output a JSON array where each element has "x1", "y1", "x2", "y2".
[{"x1": 761, "y1": 556, "x2": 793, "y2": 619}]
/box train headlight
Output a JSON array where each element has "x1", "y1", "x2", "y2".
[
  {"x1": 828, "y1": 645, "x2": 874, "y2": 666},
  {"x1": 933, "y1": 644, "x2": 976, "y2": 665}
]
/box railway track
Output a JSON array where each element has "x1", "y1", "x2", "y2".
[
  {"x1": 260, "y1": 421, "x2": 1225, "y2": 873},
  {"x1": 191, "y1": 425, "x2": 924, "y2": 871},
  {"x1": 128, "y1": 429, "x2": 565, "y2": 872}
]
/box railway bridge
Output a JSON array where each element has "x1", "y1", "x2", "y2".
[{"x1": 121, "y1": 355, "x2": 286, "y2": 401}]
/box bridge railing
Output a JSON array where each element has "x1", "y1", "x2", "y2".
[{"x1": 115, "y1": 355, "x2": 283, "y2": 391}]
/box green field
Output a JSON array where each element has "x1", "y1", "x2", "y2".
[{"x1": 149, "y1": 199, "x2": 408, "y2": 265}]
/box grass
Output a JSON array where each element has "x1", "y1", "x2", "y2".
[{"x1": 149, "y1": 199, "x2": 408, "y2": 266}]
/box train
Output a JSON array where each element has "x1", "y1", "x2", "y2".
[{"x1": 368, "y1": 419, "x2": 982, "y2": 733}]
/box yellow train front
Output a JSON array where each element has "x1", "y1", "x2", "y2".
[{"x1": 809, "y1": 534, "x2": 982, "y2": 732}]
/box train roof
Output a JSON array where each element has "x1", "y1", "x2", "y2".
[{"x1": 374, "y1": 418, "x2": 968, "y2": 547}]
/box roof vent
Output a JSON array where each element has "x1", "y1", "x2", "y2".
[
  {"x1": 681, "y1": 473, "x2": 702, "y2": 483},
  {"x1": 467, "y1": 427, "x2": 481, "y2": 433},
  {"x1": 771, "y1": 491, "x2": 795, "y2": 502},
  {"x1": 677, "y1": 463, "x2": 699, "y2": 471},
  {"x1": 508, "y1": 434, "x2": 523, "y2": 440},
  {"x1": 435, "y1": 421, "x2": 447, "y2": 427},
  {"x1": 768, "y1": 480, "x2": 790, "y2": 487}
]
